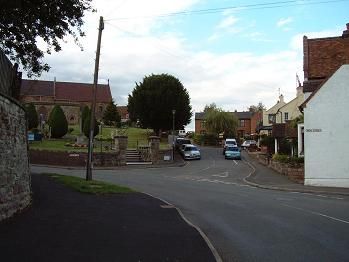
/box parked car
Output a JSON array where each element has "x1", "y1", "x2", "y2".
[
  {"x1": 223, "y1": 138, "x2": 237, "y2": 154},
  {"x1": 179, "y1": 143, "x2": 191, "y2": 156},
  {"x1": 182, "y1": 144, "x2": 201, "y2": 160},
  {"x1": 225, "y1": 146, "x2": 241, "y2": 160},
  {"x1": 175, "y1": 137, "x2": 191, "y2": 151},
  {"x1": 241, "y1": 140, "x2": 257, "y2": 149}
]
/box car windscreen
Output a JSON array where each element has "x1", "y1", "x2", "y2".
[
  {"x1": 227, "y1": 147, "x2": 238, "y2": 151},
  {"x1": 185, "y1": 146, "x2": 197, "y2": 151},
  {"x1": 226, "y1": 141, "x2": 236, "y2": 145}
]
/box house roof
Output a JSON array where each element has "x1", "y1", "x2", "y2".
[
  {"x1": 195, "y1": 112, "x2": 206, "y2": 120},
  {"x1": 303, "y1": 24, "x2": 349, "y2": 91},
  {"x1": 21, "y1": 79, "x2": 112, "y2": 103}
]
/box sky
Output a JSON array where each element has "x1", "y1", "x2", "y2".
[{"x1": 34, "y1": 0, "x2": 349, "y2": 130}]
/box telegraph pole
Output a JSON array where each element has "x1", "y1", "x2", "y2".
[{"x1": 86, "y1": 16, "x2": 104, "y2": 181}]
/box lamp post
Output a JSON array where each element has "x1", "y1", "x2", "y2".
[{"x1": 172, "y1": 109, "x2": 176, "y2": 161}]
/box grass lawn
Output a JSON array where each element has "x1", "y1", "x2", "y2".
[
  {"x1": 43, "y1": 173, "x2": 134, "y2": 194},
  {"x1": 29, "y1": 139, "x2": 87, "y2": 152}
]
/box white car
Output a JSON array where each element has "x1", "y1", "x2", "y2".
[
  {"x1": 241, "y1": 140, "x2": 257, "y2": 149},
  {"x1": 182, "y1": 144, "x2": 201, "y2": 160},
  {"x1": 223, "y1": 138, "x2": 237, "y2": 154}
]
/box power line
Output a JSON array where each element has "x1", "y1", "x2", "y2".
[{"x1": 105, "y1": 0, "x2": 348, "y2": 21}]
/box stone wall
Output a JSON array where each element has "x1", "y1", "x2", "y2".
[
  {"x1": 255, "y1": 153, "x2": 304, "y2": 184},
  {"x1": 0, "y1": 94, "x2": 31, "y2": 221},
  {"x1": 29, "y1": 150, "x2": 127, "y2": 167}
]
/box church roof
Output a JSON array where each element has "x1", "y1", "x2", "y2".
[{"x1": 21, "y1": 79, "x2": 112, "y2": 103}]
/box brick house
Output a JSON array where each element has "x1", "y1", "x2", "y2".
[
  {"x1": 20, "y1": 79, "x2": 112, "y2": 125},
  {"x1": 195, "y1": 111, "x2": 261, "y2": 138},
  {"x1": 297, "y1": 22, "x2": 349, "y2": 156},
  {"x1": 303, "y1": 23, "x2": 349, "y2": 99},
  {"x1": 116, "y1": 106, "x2": 129, "y2": 123}
]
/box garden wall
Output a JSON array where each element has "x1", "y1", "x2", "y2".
[
  {"x1": 0, "y1": 94, "x2": 30, "y2": 221},
  {"x1": 255, "y1": 153, "x2": 304, "y2": 184}
]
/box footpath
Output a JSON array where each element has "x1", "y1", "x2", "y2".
[
  {"x1": 0, "y1": 173, "x2": 216, "y2": 262},
  {"x1": 243, "y1": 152, "x2": 349, "y2": 196}
]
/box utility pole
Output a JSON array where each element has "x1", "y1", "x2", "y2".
[{"x1": 86, "y1": 16, "x2": 104, "y2": 181}]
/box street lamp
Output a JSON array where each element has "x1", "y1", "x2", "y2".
[{"x1": 172, "y1": 109, "x2": 176, "y2": 161}]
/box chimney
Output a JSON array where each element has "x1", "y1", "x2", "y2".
[
  {"x1": 279, "y1": 94, "x2": 284, "y2": 103},
  {"x1": 342, "y1": 23, "x2": 349, "y2": 38},
  {"x1": 297, "y1": 85, "x2": 303, "y2": 96}
]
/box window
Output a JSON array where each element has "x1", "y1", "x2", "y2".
[
  {"x1": 201, "y1": 120, "x2": 206, "y2": 128},
  {"x1": 268, "y1": 114, "x2": 275, "y2": 124},
  {"x1": 284, "y1": 112, "x2": 289, "y2": 121},
  {"x1": 239, "y1": 119, "x2": 245, "y2": 127},
  {"x1": 99, "y1": 105, "x2": 103, "y2": 112}
]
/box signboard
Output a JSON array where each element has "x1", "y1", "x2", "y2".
[
  {"x1": 305, "y1": 129, "x2": 322, "y2": 133},
  {"x1": 28, "y1": 133, "x2": 34, "y2": 141}
]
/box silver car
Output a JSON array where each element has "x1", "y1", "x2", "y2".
[{"x1": 182, "y1": 144, "x2": 201, "y2": 160}]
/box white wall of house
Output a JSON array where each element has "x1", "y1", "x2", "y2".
[
  {"x1": 262, "y1": 95, "x2": 287, "y2": 126},
  {"x1": 304, "y1": 65, "x2": 349, "y2": 188},
  {"x1": 276, "y1": 90, "x2": 304, "y2": 123}
]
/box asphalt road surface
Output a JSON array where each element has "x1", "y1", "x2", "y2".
[{"x1": 31, "y1": 147, "x2": 349, "y2": 262}]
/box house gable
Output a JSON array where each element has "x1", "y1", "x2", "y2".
[{"x1": 304, "y1": 64, "x2": 349, "y2": 187}]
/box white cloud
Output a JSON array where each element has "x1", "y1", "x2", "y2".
[
  {"x1": 277, "y1": 17, "x2": 293, "y2": 28},
  {"x1": 217, "y1": 15, "x2": 239, "y2": 29}
]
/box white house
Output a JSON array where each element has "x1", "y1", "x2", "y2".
[{"x1": 302, "y1": 65, "x2": 349, "y2": 188}]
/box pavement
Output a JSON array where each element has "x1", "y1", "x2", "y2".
[
  {"x1": 243, "y1": 151, "x2": 349, "y2": 196},
  {"x1": 0, "y1": 173, "x2": 216, "y2": 262}
]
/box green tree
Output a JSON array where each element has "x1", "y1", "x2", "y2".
[
  {"x1": 205, "y1": 108, "x2": 238, "y2": 138},
  {"x1": 0, "y1": 1, "x2": 93, "y2": 76},
  {"x1": 81, "y1": 105, "x2": 90, "y2": 132},
  {"x1": 248, "y1": 102, "x2": 266, "y2": 112},
  {"x1": 25, "y1": 103, "x2": 39, "y2": 130},
  {"x1": 203, "y1": 103, "x2": 217, "y2": 114},
  {"x1": 103, "y1": 99, "x2": 121, "y2": 126},
  {"x1": 83, "y1": 110, "x2": 99, "y2": 138},
  {"x1": 49, "y1": 105, "x2": 68, "y2": 138},
  {"x1": 128, "y1": 74, "x2": 192, "y2": 134}
]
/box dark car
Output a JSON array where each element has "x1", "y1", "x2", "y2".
[{"x1": 175, "y1": 138, "x2": 191, "y2": 151}]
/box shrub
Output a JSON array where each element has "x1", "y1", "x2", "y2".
[
  {"x1": 81, "y1": 106, "x2": 90, "y2": 131},
  {"x1": 68, "y1": 127, "x2": 74, "y2": 134},
  {"x1": 49, "y1": 105, "x2": 68, "y2": 138},
  {"x1": 83, "y1": 111, "x2": 99, "y2": 138},
  {"x1": 25, "y1": 103, "x2": 38, "y2": 130},
  {"x1": 272, "y1": 153, "x2": 289, "y2": 163}
]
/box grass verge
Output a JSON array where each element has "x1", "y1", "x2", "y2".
[{"x1": 43, "y1": 173, "x2": 134, "y2": 194}]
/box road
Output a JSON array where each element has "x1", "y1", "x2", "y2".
[{"x1": 31, "y1": 147, "x2": 349, "y2": 262}]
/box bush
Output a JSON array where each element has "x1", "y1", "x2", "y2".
[
  {"x1": 49, "y1": 105, "x2": 68, "y2": 138},
  {"x1": 25, "y1": 103, "x2": 39, "y2": 130},
  {"x1": 272, "y1": 154, "x2": 304, "y2": 166},
  {"x1": 68, "y1": 127, "x2": 74, "y2": 134},
  {"x1": 81, "y1": 106, "x2": 90, "y2": 131},
  {"x1": 83, "y1": 111, "x2": 99, "y2": 138},
  {"x1": 272, "y1": 153, "x2": 289, "y2": 163},
  {"x1": 193, "y1": 133, "x2": 219, "y2": 146}
]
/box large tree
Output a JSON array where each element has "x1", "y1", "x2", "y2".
[
  {"x1": 248, "y1": 102, "x2": 266, "y2": 113},
  {"x1": 128, "y1": 74, "x2": 192, "y2": 134},
  {"x1": 205, "y1": 108, "x2": 238, "y2": 138},
  {"x1": 0, "y1": 0, "x2": 93, "y2": 76},
  {"x1": 103, "y1": 99, "x2": 121, "y2": 126}
]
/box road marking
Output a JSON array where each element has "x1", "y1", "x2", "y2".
[
  {"x1": 233, "y1": 160, "x2": 238, "y2": 165},
  {"x1": 282, "y1": 204, "x2": 349, "y2": 225},
  {"x1": 288, "y1": 191, "x2": 344, "y2": 200},
  {"x1": 212, "y1": 171, "x2": 229, "y2": 178}
]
